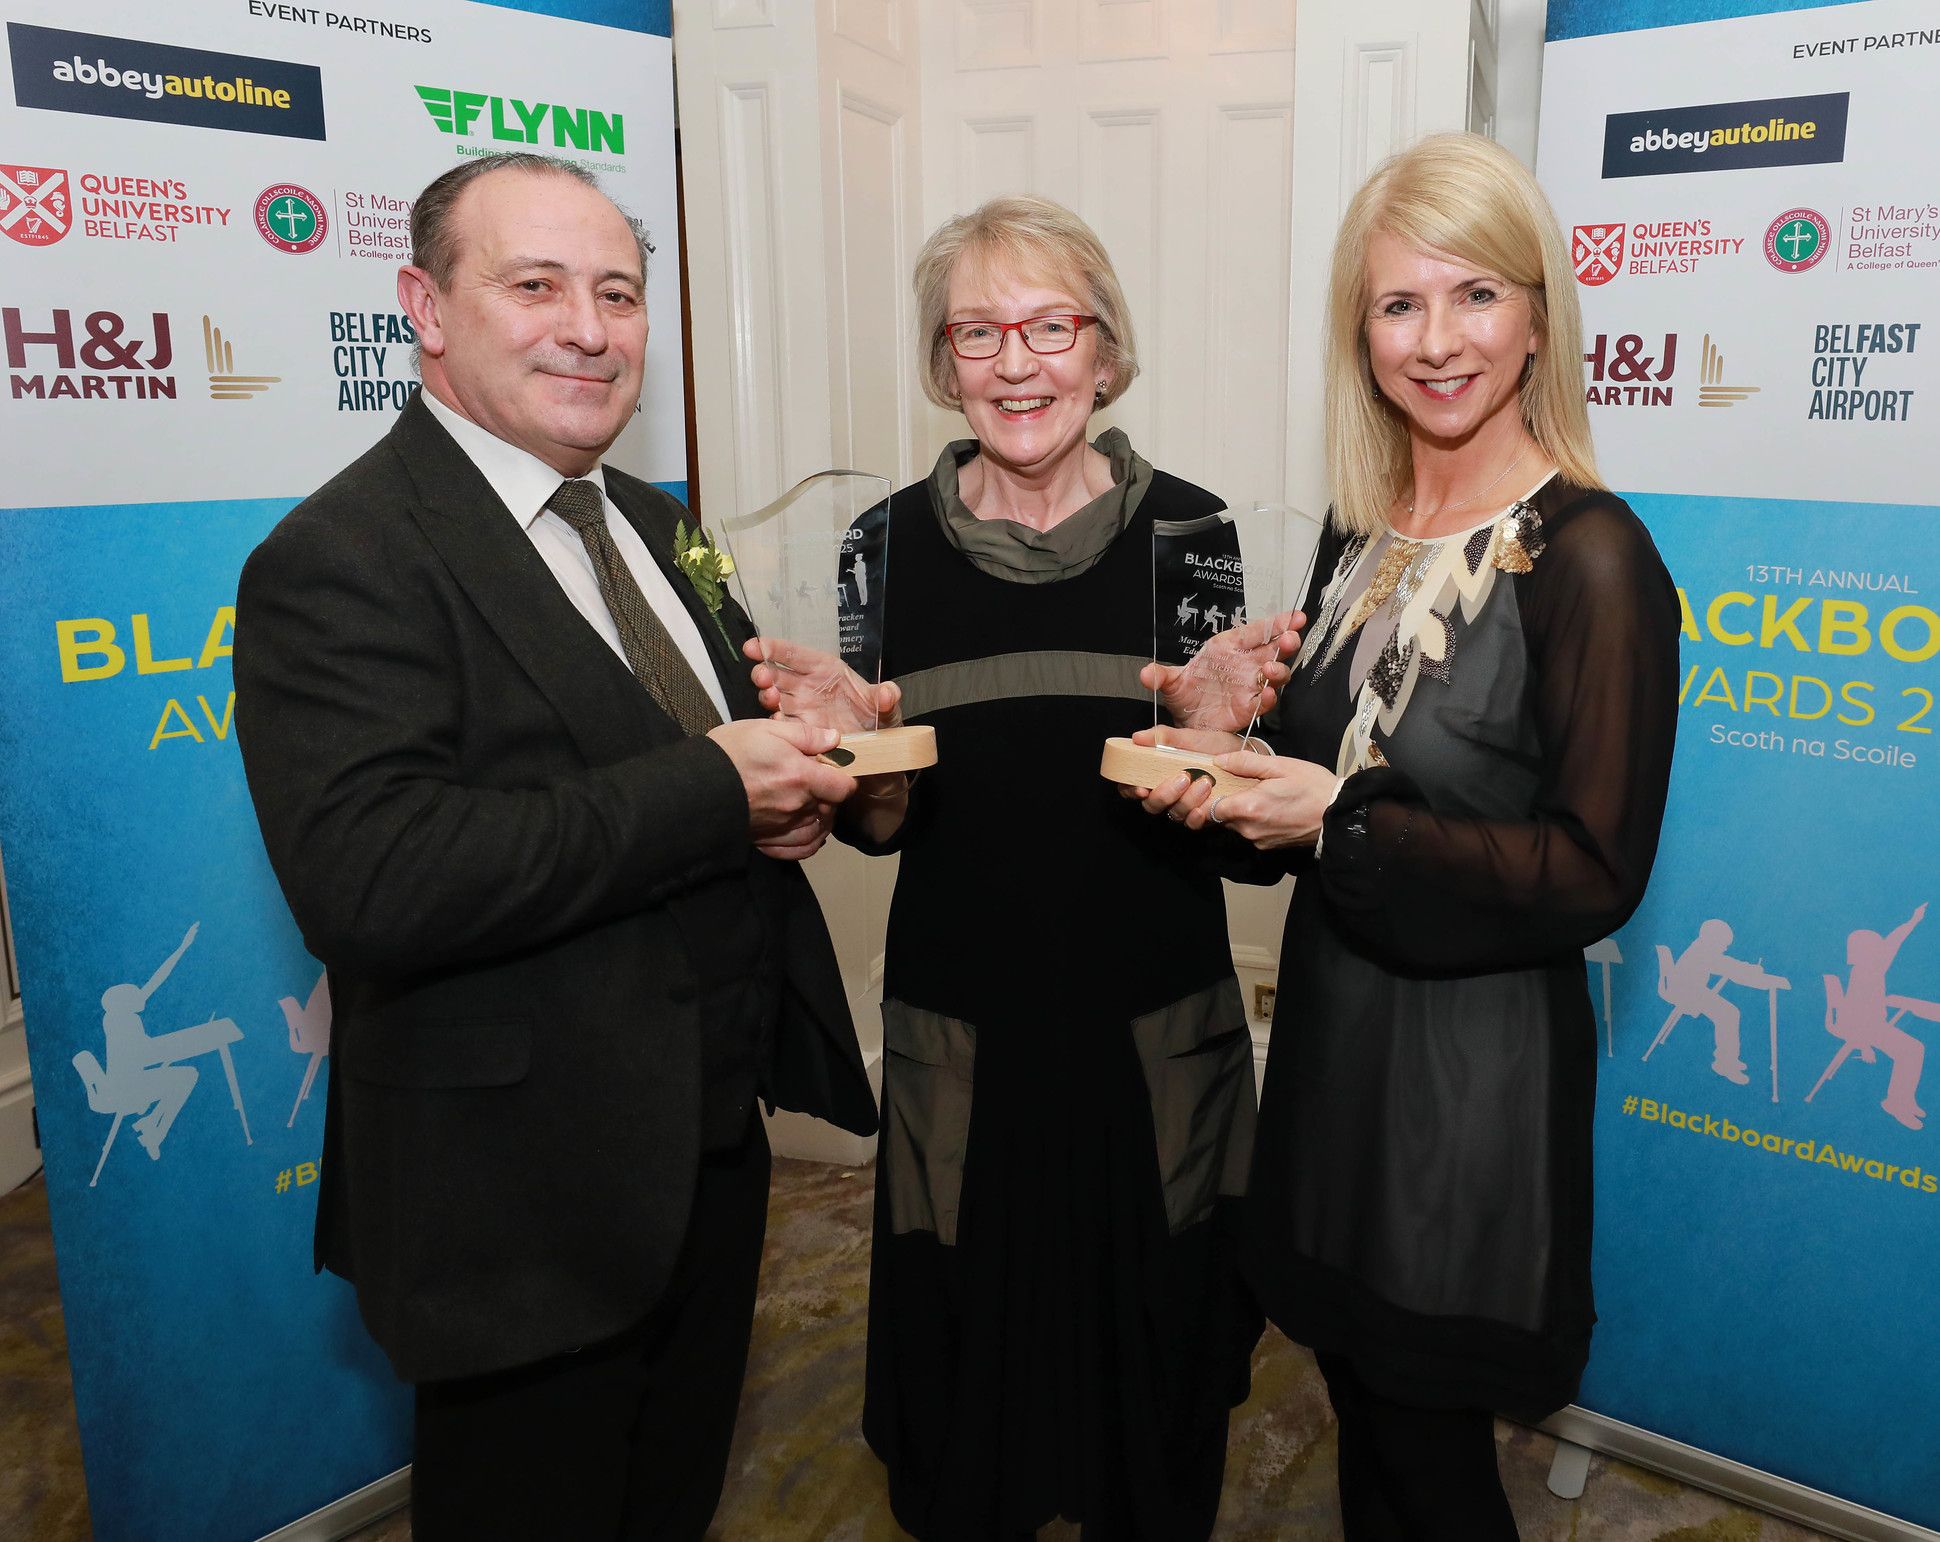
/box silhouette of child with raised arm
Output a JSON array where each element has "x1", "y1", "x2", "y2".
[
  {"x1": 1829, "y1": 903, "x2": 1934, "y2": 1131},
  {"x1": 100, "y1": 923, "x2": 200, "y2": 1158}
]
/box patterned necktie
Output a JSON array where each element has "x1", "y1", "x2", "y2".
[{"x1": 547, "y1": 478, "x2": 722, "y2": 736}]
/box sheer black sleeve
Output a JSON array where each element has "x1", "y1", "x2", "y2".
[
  {"x1": 1316, "y1": 493, "x2": 1680, "y2": 972},
  {"x1": 1239, "y1": 518, "x2": 1357, "y2": 884}
]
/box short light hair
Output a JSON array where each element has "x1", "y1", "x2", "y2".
[
  {"x1": 410, "y1": 152, "x2": 650, "y2": 288},
  {"x1": 912, "y1": 195, "x2": 1138, "y2": 411},
  {"x1": 1324, "y1": 133, "x2": 1600, "y2": 537}
]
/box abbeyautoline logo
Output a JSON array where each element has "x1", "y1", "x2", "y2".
[
  {"x1": 1602, "y1": 92, "x2": 1847, "y2": 180},
  {"x1": 415, "y1": 86, "x2": 624, "y2": 156},
  {"x1": 7, "y1": 23, "x2": 325, "y2": 142}
]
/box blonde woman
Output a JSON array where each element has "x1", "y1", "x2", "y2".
[{"x1": 1139, "y1": 134, "x2": 1680, "y2": 1532}]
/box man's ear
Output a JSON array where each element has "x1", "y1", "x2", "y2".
[{"x1": 398, "y1": 265, "x2": 445, "y2": 359}]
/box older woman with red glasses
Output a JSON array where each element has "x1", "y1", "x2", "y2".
[{"x1": 753, "y1": 195, "x2": 1286, "y2": 1541}]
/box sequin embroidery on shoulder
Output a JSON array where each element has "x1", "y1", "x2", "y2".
[{"x1": 1493, "y1": 500, "x2": 1547, "y2": 575}]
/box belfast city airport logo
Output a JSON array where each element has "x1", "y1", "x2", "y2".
[
  {"x1": 1572, "y1": 223, "x2": 1624, "y2": 285},
  {"x1": 255, "y1": 183, "x2": 327, "y2": 254},
  {"x1": 0, "y1": 164, "x2": 68, "y2": 246},
  {"x1": 1601, "y1": 92, "x2": 1847, "y2": 179},
  {"x1": 415, "y1": 86, "x2": 625, "y2": 156},
  {"x1": 1765, "y1": 207, "x2": 1830, "y2": 273},
  {"x1": 7, "y1": 22, "x2": 325, "y2": 141}
]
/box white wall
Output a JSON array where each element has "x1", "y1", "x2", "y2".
[{"x1": 1494, "y1": 0, "x2": 1548, "y2": 168}]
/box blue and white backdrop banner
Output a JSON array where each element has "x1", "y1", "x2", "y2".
[
  {"x1": 0, "y1": 2, "x2": 681, "y2": 1537},
  {"x1": 1538, "y1": 0, "x2": 1939, "y2": 1526}
]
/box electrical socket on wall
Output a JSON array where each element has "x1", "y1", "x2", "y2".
[{"x1": 1252, "y1": 982, "x2": 1276, "y2": 1021}]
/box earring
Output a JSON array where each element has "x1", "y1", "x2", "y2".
[
  {"x1": 1370, "y1": 381, "x2": 1382, "y2": 400},
  {"x1": 1094, "y1": 381, "x2": 1108, "y2": 404}
]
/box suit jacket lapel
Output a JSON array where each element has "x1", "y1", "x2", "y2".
[
  {"x1": 607, "y1": 476, "x2": 764, "y2": 722},
  {"x1": 385, "y1": 398, "x2": 681, "y2": 765}
]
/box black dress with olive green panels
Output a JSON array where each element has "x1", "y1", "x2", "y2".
[
  {"x1": 854, "y1": 460, "x2": 1263, "y2": 1542},
  {"x1": 1246, "y1": 476, "x2": 1681, "y2": 1419}
]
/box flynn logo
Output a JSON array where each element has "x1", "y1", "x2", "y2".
[
  {"x1": 0, "y1": 164, "x2": 68, "y2": 246},
  {"x1": 414, "y1": 86, "x2": 624, "y2": 155},
  {"x1": 203, "y1": 315, "x2": 279, "y2": 401},
  {"x1": 1765, "y1": 208, "x2": 1830, "y2": 273},
  {"x1": 1572, "y1": 223, "x2": 1624, "y2": 286}
]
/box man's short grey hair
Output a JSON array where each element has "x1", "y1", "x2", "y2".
[{"x1": 409, "y1": 152, "x2": 652, "y2": 287}]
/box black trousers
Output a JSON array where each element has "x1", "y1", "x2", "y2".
[
  {"x1": 410, "y1": 1119, "x2": 772, "y2": 1542},
  {"x1": 1314, "y1": 1351, "x2": 1520, "y2": 1541}
]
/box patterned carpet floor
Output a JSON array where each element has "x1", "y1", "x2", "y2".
[{"x1": 1, "y1": 1159, "x2": 1834, "y2": 1541}]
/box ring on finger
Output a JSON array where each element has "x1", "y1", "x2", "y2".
[{"x1": 1209, "y1": 795, "x2": 1225, "y2": 825}]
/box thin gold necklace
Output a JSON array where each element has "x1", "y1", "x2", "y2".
[{"x1": 1406, "y1": 448, "x2": 1527, "y2": 518}]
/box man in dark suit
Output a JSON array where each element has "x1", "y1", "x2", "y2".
[{"x1": 234, "y1": 152, "x2": 877, "y2": 1541}]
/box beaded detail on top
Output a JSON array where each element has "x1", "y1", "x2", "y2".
[{"x1": 1294, "y1": 500, "x2": 1549, "y2": 776}]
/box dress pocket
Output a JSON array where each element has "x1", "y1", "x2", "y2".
[
  {"x1": 879, "y1": 998, "x2": 977, "y2": 1246},
  {"x1": 1130, "y1": 978, "x2": 1257, "y2": 1234}
]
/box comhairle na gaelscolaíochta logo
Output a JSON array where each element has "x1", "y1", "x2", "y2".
[{"x1": 674, "y1": 521, "x2": 734, "y2": 642}]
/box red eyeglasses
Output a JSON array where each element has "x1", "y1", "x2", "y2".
[{"x1": 941, "y1": 314, "x2": 1099, "y2": 359}]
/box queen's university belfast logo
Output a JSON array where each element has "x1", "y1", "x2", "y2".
[
  {"x1": 0, "y1": 164, "x2": 68, "y2": 245},
  {"x1": 1573, "y1": 224, "x2": 1624, "y2": 285}
]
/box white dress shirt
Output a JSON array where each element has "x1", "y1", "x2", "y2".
[{"x1": 421, "y1": 390, "x2": 731, "y2": 723}]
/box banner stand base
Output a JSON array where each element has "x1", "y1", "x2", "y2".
[
  {"x1": 1546, "y1": 1438, "x2": 1590, "y2": 1500},
  {"x1": 1534, "y1": 1409, "x2": 1939, "y2": 1542},
  {"x1": 256, "y1": 1467, "x2": 410, "y2": 1542}
]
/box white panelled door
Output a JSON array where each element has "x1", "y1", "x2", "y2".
[{"x1": 919, "y1": 0, "x2": 1298, "y2": 510}]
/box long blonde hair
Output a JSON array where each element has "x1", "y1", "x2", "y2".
[{"x1": 1325, "y1": 133, "x2": 1599, "y2": 537}]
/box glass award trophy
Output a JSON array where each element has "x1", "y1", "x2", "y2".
[
  {"x1": 1099, "y1": 500, "x2": 1322, "y2": 793},
  {"x1": 718, "y1": 470, "x2": 937, "y2": 777}
]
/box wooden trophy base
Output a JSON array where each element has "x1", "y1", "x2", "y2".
[
  {"x1": 1099, "y1": 736, "x2": 1250, "y2": 796},
  {"x1": 821, "y1": 724, "x2": 938, "y2": 776}
]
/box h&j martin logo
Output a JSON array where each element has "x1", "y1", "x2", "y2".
[
  {"x1": 1602, "y1": 92, "x2": 1847, "y2": 180},
  {"x1": 1573, "y1": 223, "x2": 1624, "y2": 286},
  {"x1": 414, "y1": 85, "x2": 625, "y2": 156},
  {"x1": 5, "y1": 305, "x2": 176, "y2": 400},
  {"x1": 1583, "y1": 329, "x2": 1761, "y2": 409},
  {"x1": 1694, "y1": 334, "x2": 1760, "y2": 408},
  {"x1": 203, "y1": 314, "x2": 279, "y2": 401},
  {"x1": 254, "y1": 183, "x2": 327, "y2": 254},
  {"x1": 1765, "y1": 208, "x2": 1830, "y2": 273},
  {"x1": 0, "y1": 163, "x2": 67, "y2": 246},
  {"x1": 7, "y1": 22, "x2": 326, "y2": 141}
]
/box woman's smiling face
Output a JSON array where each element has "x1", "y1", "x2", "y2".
[
  {"x1": 947, "y1": 262, "x2": 1105, "y2": 482},
  {"x1": 1362, "y1": 230, "x2": 1540, "y2": 451}
]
